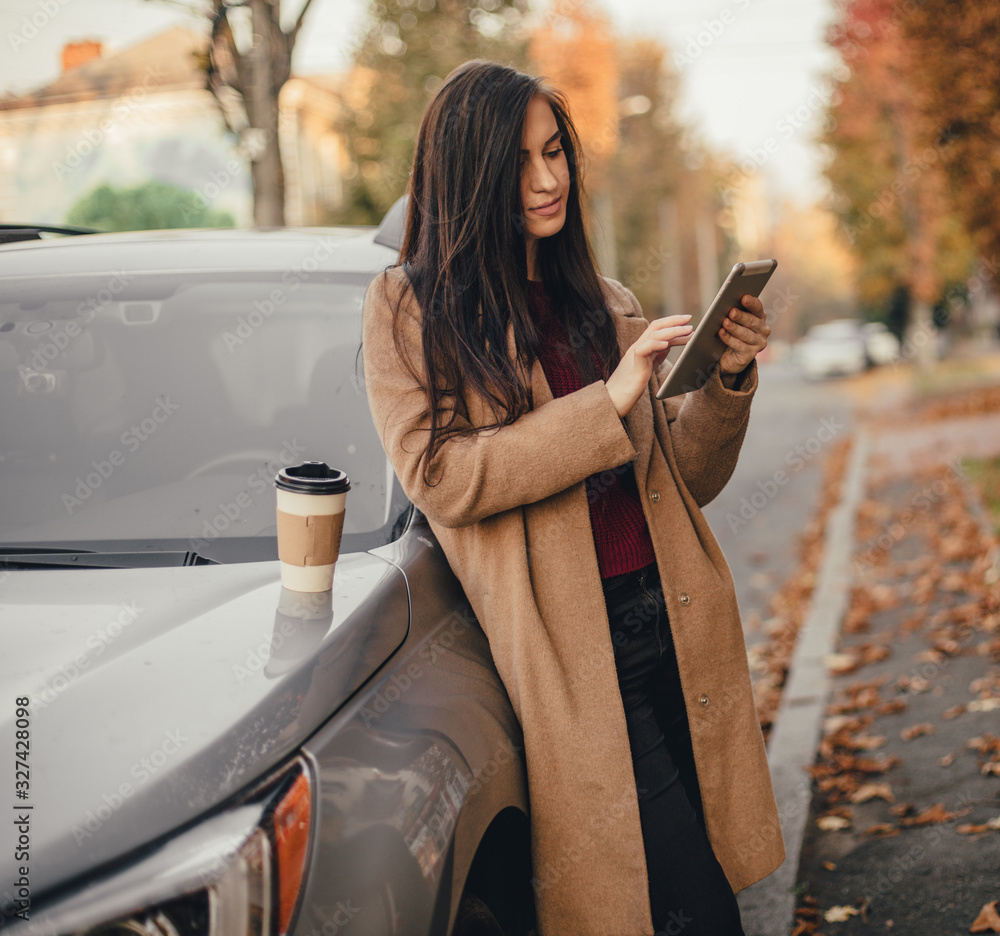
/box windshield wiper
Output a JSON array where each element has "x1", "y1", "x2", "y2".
[{"x1": 0, "y1": 547, "x2": 218, "y2": 569}]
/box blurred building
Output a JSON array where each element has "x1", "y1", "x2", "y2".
[{"x1": 0, "y1": 28, "x2": 349, "y2": 227}]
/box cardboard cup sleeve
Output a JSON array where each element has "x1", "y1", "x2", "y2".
[{"x1": 276, "y1": 508, "x2": 345, "y2": 567}]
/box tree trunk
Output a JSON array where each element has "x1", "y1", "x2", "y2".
[
  {"x1": 592, "y1": 191, "x2": 617, "y2": 279},
  {"x1": 695, "y1": 208, "x2": 718, "y2": 313},
  {"x1": 906, "y1": 298, "x2": 937, "y2": 371},
  {"x1": 884, "y1": 44, "x2": 937, "y2": 372},
  {"x1": 658, "y1": 197, "x2": 683, "y2": 318},
  {"x1": 249, "y1": 0, "x2": 285, "y2": 226}
]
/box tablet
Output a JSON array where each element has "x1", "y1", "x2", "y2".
[{"x1": 654, "y1": 259, "x2": 778, "y2": 400}]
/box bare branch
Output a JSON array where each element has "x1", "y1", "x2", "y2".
[
  {"x1": 212, "y1": 9, "x2": 250, "y2": 99},
  {"x1": 289, "y1": 0, "x2": 317, "y2": 46},
  {"x1": 204, "y1": 80, "x2": 243, "y2": 137}
]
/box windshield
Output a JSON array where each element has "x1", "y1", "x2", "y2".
[{"x1": 0, "y1": 270, "x2": 409, "y2": 560}]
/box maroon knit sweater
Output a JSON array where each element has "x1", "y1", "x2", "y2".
[{"x1": 526, "y1": 278, "x2": 657, "y2": 578}]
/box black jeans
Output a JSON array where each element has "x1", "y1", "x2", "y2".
[{"x1": 602, "y1": 561, "x2": 745, "y2": 936}]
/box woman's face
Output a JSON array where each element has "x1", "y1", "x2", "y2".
[{"x1": 519, "y1": 94, "x2": 570, "y2": 248}]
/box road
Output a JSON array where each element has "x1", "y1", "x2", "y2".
[{"x1": 701, "y1": 361, "x2": 857, "y2": 648}]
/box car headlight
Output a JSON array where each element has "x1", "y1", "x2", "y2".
[{"x1": 15, "y1": 757, "x2": 312, "y2": 936}]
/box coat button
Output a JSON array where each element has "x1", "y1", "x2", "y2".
[
  {"x1": 679, "y1": 593, "x2": 690, "y2": 606},
  {"x1": 650, "y1": 490, "x2": 660, "y2": 502},
  {"x1": 699, "y1": 694, "x2": 710, "y2": 708}
]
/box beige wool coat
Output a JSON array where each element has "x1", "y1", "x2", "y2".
[{"x1": 361, "y1": 265, "x2": 785, "y2": 935}]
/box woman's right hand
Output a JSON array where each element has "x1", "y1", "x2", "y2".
[{"x1": 605, "y1": 315, "x2": 693, "y2": 418}]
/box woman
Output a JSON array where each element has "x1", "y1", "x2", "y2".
[{"x1": 362, "y1": 60, "x2": 784, "y2": 936}]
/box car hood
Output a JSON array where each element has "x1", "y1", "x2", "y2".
[{"x1": 0, "y1": 551, "x2": 409, "y2": 898}]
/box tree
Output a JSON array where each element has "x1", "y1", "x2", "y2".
[
  {"x1": 605, "y1": 37, "x2": 687, "y2": 314},
  {"x1": 528, "y1": 0, "x2": 619, "y2": 180},
  {"x1": 67, "y1": 181, "x2": 235, "y2": 231},
  {"x1": 528, "y1": 0, "x2": 619, "y2": 276},
  {"x1": 768, "y1": 202, "x2": 856, "y2": 339},
  {"x1": 335, "y1": 0, "x2": 530, "y2": 226},
  {"x1": 156, "y1": 0, "x2": 318, "y2": 225},
  {"x1": 905, "y1": 1, "x2": 1000, "y2": 271},
  {"x1": 529, "y1": 5, "x2": 736, "y2": 316},
  {"x1": 822, "y1": 0, "x2": 974, "y2": 357}
]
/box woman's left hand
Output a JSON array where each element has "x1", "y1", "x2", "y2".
[{"x1": 718, "y1": 294, "x2": 770, "y2": 384}]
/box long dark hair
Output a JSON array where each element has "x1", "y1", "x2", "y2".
[{"x1": 394, "y1": 60, "x2": 621, "y2": 487}]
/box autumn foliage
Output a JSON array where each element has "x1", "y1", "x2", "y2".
[
  {"x1": 822, "y1": 0, "x2": 975, "y2": 315},
  {"x1": 903, "y1": 1, "x2": 1000, "y2": 272}
]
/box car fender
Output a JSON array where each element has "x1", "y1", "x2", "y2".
[{"x1": 295, "y1": 517, "x2": 530, "y2": 935}]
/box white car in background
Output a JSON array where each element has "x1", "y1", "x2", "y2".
[
  {"x1": 861, "y1": 322, "x2": 902, "y2": 366},
  {"x1": 795, "y1": 319, "x2": 868, "y2": 379}
]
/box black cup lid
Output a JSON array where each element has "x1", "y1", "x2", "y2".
[{"x1": 274, "y1": 461, "x2": 351, "y2": 495}]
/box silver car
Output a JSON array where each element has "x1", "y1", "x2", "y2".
[{"x1": 1, "y1": 208, "x2": 534, "y2": 936}]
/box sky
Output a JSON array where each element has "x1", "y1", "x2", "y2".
[{"x1": 0, "y1": 0, "x2": 842, "y2": 205}]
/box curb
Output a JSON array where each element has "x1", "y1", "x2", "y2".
[{"x1": 737, "y1": 428, "x2": 871, "y2": 936}]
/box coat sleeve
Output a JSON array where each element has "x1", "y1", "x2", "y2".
[
  {"x1": 613, "y1": 279, "x2": 758, "y2": 508},
  {"x1": 362, "y1": 267, "x2": 639, "y2": 529}
]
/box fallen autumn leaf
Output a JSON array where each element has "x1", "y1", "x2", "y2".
[
  {"x1": 825, "y1": 905, "x2": 860, "y2": 923},
  {"x1": 849, "y1": 782, "x2": 894, "y2": 804},
  {"x1": 970, "y1": 901, "x2": 1000, "y2": 933}
]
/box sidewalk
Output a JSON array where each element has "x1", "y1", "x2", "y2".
[
  {"x1": 739, "y1": 388, "x2": 1000, "y2": 935},
  {"x1": 791, "y1": 456, "x2": 1000, "y2": 934}
]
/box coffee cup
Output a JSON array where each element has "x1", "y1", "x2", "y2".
[{"x1": 274, "y1": 461, "x2": 350, "y2": 592}]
